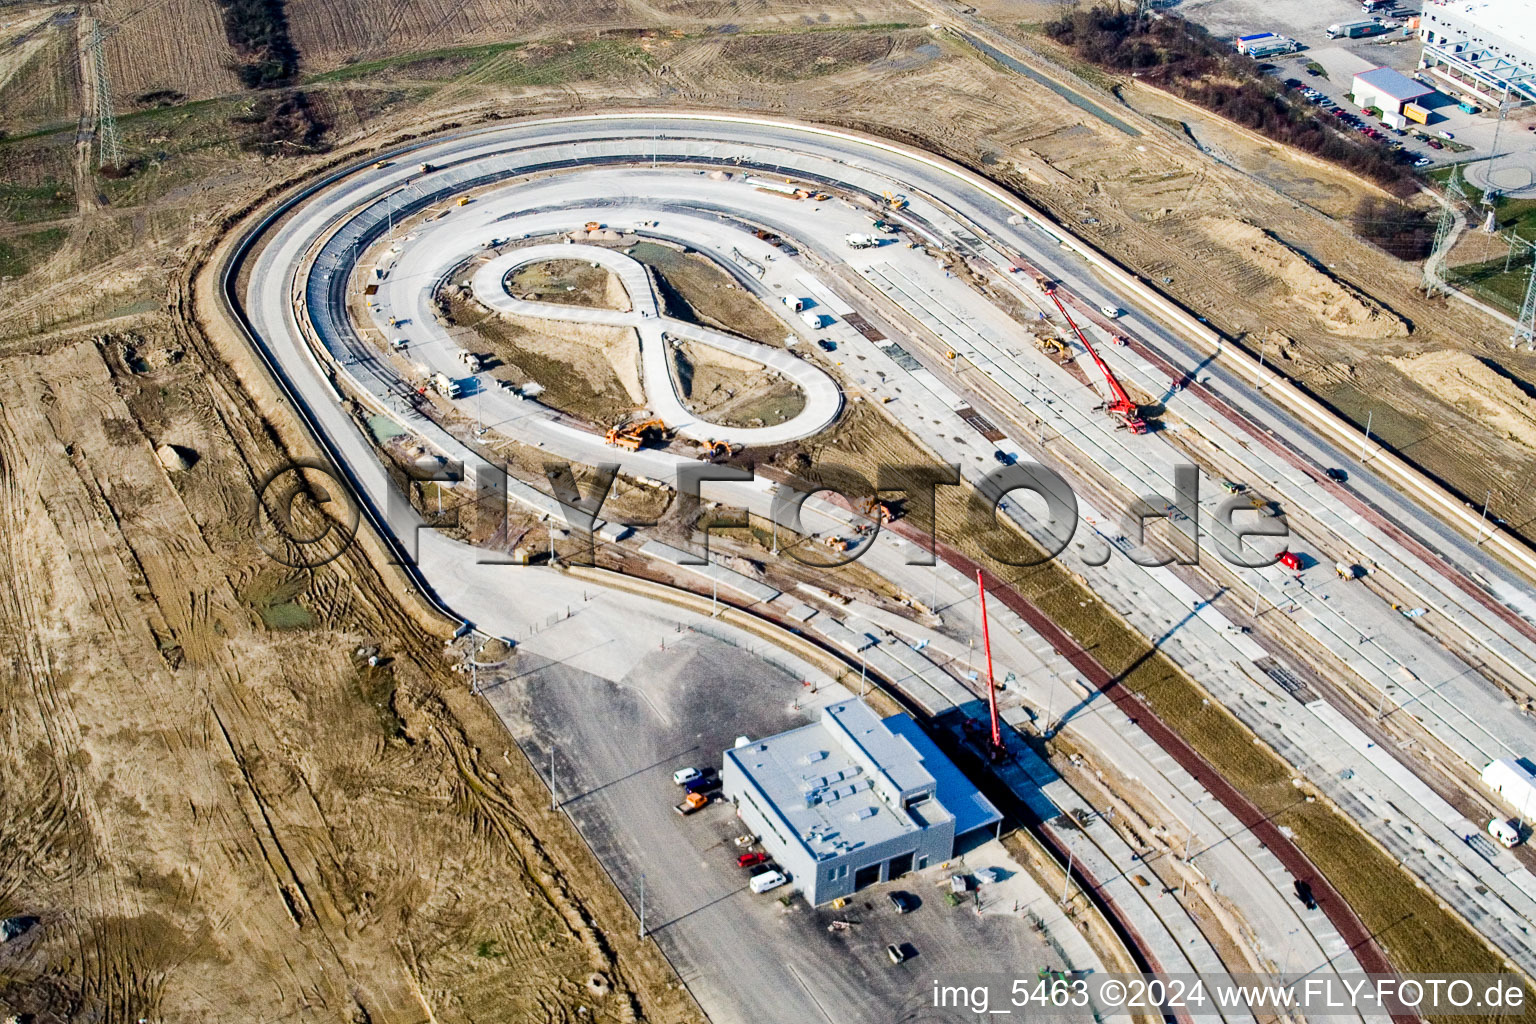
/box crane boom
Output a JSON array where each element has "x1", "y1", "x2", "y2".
[
  {"x1": 1044, "y1": 288, "x2": 1148, "y2": 434},
  {"x1": 977, "y1": 570, "x2": 1004, "y2": 759}
]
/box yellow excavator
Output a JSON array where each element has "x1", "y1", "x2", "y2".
[
  {"x1": 1034, "y1": 334, "x2": 1069, "y2": 358},
  {"x1": 882, "y1": 190, "x2": 909, "y2": 210},
  {"x1": 604, "y1": 417, "x2": 666, "y2": 452}
]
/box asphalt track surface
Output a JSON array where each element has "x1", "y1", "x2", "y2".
[
  {"x1": 469, "y1": 242, "x2": 842, "y2": 445},
  {"x1": 224, "y1": 113, "x2": 1536, "y2": 1011}
]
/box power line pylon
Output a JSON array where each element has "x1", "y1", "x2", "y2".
[
  {"x1": 1423, "y1": 165, "x2": 1465, "y2": 297},
  {"x1": 89, "y1": 21, "x2": 122, "y2": 170},
  {"x1": 1515, "y1": 242, "x2": 1536, "y2": 350}
]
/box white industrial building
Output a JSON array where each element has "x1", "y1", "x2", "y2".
[
  {"x1": 1352, "y1": 66, "x2": 1436, "y2": 126},
  {"x1": 1482, "y1": 758, "x2": 1536, "y2": 819},
  {"x1": 1420, "y1": 0, "x2": 1536, "y2": 106},
  {"x1": 721, "y1": 700, "x2": 1002, "y2": 905}
]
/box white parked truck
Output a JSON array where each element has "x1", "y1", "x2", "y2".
[
  {"x1": 799, "y1": 310, "x2": 829, "y2": 329},
  {"x1": 432, "y1": 372, "x2": 463, "y2": 399},
  {"x1": 845, "y1": 232, "x2": 878, "y2": 249},
  {"x1": 782, "y1": 296, "x2": 806, "y2": 312},
  {"x1": 1327, "y1": 19, "x2": 1387, "y2": 38}
]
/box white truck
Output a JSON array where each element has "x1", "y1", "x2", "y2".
[
  {"x1": 432, "y1": 372, "x2": 463, "y2": 399},
  {"x1": 844, "y1": 232, "x2": 878, "y2": 249},
  {"x1": 782, "y1": 295, "x2": 807, "y2": 312},
  {"x1": 1490, "y1": 818, "x2": 1522, "y2": 848},
  {"x1": 799, "y1": 310, "x2": 829, "y2": 330}
]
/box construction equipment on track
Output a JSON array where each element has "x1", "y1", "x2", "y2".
[
  {"x1": 1041, "y1": 285, "x2": 1148, "y2": 434},
  {"x1": 1034, "y1": 334, "x2": 1069, "y2": 358},
  {"x1": 862, "y1": 497, "x2": 896, "y2": 524},
  {"x1": 604, "y1": 417, "x2": 667, "y2": 452}
]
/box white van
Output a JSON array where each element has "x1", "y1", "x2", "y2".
[
  {"x1": 1099, "y1": 305, "x2": 1123, "y2": 319},
  {"x1": 782, "y1": 295, "x2": 807, "y2": 312},
  {"x1": 749, "y1": 869, "x2": 788, "y2": 894},
  {"x1": 1490, "y1": 818, "x2": 1522, "y2": 848}
]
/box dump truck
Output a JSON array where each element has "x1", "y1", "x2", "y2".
[
  {"x1": 675, "y1": 792, "x2": 709, "y2": 815},
  {"x1": 432, "y1": 372, "x2": 462, "y2": 399}
]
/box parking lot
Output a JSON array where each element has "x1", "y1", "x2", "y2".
[
  {"x1": 486, "y1": 624, "x2": 1064, "y2": 1024},
  {"x1": 1171, "y1": 0, "x2": 1536, "y2": 169}
]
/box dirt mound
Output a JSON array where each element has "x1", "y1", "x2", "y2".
[
  {"x1": 1388, "y1": 351, "x2": 1536, "y2": 450},
  {"x1": 1199, "y1": 218, "x2": 1408, "y2": 339}
]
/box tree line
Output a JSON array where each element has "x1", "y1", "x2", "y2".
[{"x1": 1044, "y1": 5, "x2": 1415, "y2": 191}]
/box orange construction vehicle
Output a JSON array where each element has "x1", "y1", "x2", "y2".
[
  {"x1": 604, "y1": 417, "x2": 666, "y2": 451},
  {"x1": 862, "y1": 498, "x2": 896, "y2": 524},
  {"x1": 699, "y1": 439, "x2": 732, "y2": 460},
  {"x1": 823, "y1": 536, "x2": 851, "y2": 552}
]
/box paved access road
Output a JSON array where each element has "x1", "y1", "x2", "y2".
[
  {"x1": 468, "y1": 242, "x2": 841, "y2": 445},
  {"x1": 228, "y1": 113, "x2": 1536, "y2": 1008}
]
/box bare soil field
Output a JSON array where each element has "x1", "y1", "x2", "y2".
[
  {"x1": 1387, "y1": 350, "x2": 1536, "y2": 453},
  {"x1": 668, "y1": 338, "x2": 805, "y2": 426},
  {"x1": 0, "y1": 315, "x2": 699, "y2": 1023},
  {"x1": 0, "y1": 9, "x2": 79, "y2": 134},
  {"x1": 628, "y1": 241, "x2": 787, "y2": 346},
  {"x1": 1195, "y1": 217, "x2": 1409, "y2": 339},
  {"x1": 103, "y1": 0, "x2": 244, "y2": 103},
  {"x1": 507, "y1": 258, "x2": 630, "y2": 310},
  {"x1": 446, "y1": 294, "x2": 643, "y2": 424},
  {"x1": 3, "y1": 0, "x2": 1536, "y2": 1013}
]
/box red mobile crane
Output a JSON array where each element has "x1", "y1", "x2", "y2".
[
  {"x1": 1042, "y1": 285, "x2": 1148, "y2": 434},
  {"x1": 977, "y1": 570, "x2": 1005, "y2": 762}
]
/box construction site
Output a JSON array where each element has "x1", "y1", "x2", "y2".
[{"x1": 5, "y1": 0, "x2": 1536, "y2": 1021}]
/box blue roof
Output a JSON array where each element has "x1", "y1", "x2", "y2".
[
  {"x1": 1236, "y1": 32, "x2": 1276, "y2": 42},
  {"x1": 883, "y1": 714, "x2": 1002, "y2": 837},
  {"x1": 1355, "y1": 66, "x2": 1433, "y2": 102}
]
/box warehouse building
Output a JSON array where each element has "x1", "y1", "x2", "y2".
[
  {"x1": 1352, "y1": 66, "x2": 1436, "y2": 127},
  {"x1": 1420, "y1": 0, "x2": 1536, "y2": 106},
  {"x1": 1483, "y1": 758, "x2": 1536, "y2": 819},
  {"x1": 721, "y1": 700, "x2": 1002, "y2": 905}
]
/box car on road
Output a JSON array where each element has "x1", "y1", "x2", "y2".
[
  {"x1": 817, "y1": 338, "x2": 837, "y2": 352},
  {"x1": 888, "y1": 891, "x2": 916, "y2": 914},
  {"x1": 993, "y1": 450, "x2": 1015, "y2": 465},
  {"x1": 1099, "y1": 305, "x2": 1122, "y2": 318},
  {"x1": 886, "y1": 943, "x2": 909, "y2": 965},
  {"x1": 1414, "y1": 157, "x2": 1433, "y2": 167},
  {"x1": 672, "y1": 767, "x2": 701, "y2": 785},
  {"x1": 1294, "y1": 880, "x2": 1318, "y2": 910},
  {"x1": 1325, "y1": 468, "x2": 1348, "y2": 483},
  {"x1": 738, "y1": 851, "x2": 769, "y2": 868},
  {"x1": 749, "y1": 868, "x2": 787, "y2": 894}
]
